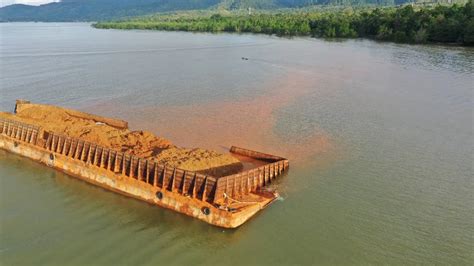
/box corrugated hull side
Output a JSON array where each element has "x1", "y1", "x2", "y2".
[{"x1": 0, "y1": 135, "x2": 275, "y2": 228}]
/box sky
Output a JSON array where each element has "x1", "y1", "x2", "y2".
[{"x1": 0, "y1": 0, "x2": 59, "y2": 7}]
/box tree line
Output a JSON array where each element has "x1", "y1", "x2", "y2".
[{"x1": 94, "y1": 1, "x2": 474, "y2": 45}]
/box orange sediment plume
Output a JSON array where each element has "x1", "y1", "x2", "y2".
[{"x1": 110, "y1": 71, "x2": 332, "y2": 165}]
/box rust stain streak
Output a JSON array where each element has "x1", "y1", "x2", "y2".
[{"x1": 0, "y1": 115, "x2": 289, "y2": 228}]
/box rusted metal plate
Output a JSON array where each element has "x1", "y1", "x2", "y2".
[{"x1": 0, "y1": 116, "x2": 289, "y2": 228}]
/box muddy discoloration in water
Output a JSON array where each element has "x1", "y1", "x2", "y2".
[{"x1": 93, "y1": 71, "x2": 332, "y2": 166}]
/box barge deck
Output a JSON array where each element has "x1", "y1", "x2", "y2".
[{"x1": 0, "y1": 101, "x2": 289, "y2": 228}]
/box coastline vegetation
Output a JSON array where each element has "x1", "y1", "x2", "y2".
[{"x1": 94, "y1": 1, "x2": 474, "y2": 45}]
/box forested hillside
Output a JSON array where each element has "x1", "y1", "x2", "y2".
[
  {"x1": 0, "y1": 0, "x2": 220, "y2": 21},
  {"x1": 218, "y1": 0, "x2": 396, "y2": 9},
  {"x1": 94, "y1": 1, "x2": 474, "y2": 45},
  {"x1": 0, "y1": 0, "x2": 464, "y2": 21}
]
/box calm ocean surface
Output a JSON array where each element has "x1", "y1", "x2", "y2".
[{"x1": 0, "y1": 23, "x2": 473, "y2": 265}]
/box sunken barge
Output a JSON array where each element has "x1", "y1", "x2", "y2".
[{"x1": 0, "y1": 100, "x2": 289, "y2": 228}]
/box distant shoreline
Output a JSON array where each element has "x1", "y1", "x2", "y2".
[
  {"x1": 92, "y1": 3, "x2": 474, "y2": 46},
  {"x1": 91, "y1": 25, "x2": 470, "y2": 48}
]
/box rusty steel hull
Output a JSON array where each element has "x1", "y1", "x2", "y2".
[
  {"x1": 0, "y1": 135, "x2": 277, "y2": 228},
  {"x1": 0, "y1": 102, "x2": 289, "y2": 228}
]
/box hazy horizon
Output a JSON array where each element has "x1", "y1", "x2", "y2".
[{"x1": 0, "y1": 0, "x2": 59, "y2": 8}]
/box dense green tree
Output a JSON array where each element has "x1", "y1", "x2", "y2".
[
  {"x1": 1, "y1": 0, "x2": 469, "y2": 21},
  {"x1": 94, "y1": 0, "x2": 473, "y2": 45}
]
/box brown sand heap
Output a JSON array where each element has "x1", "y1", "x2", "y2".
[
  {"x1": 1, "y1": 102, "x2": 242, "y2": 176},
  {"x1": 155, "y1": 148, "x2": 242, "y2": 177}
]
